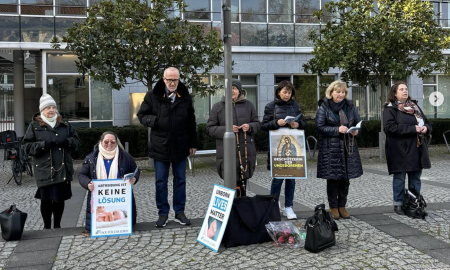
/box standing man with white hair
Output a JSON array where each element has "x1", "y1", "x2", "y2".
[
  {"x1": 137, "y1": 67, "x2": 198, "y2": 228},
  {"x1": 23, "y1": 93, "x2": 80, "y2": 230}
]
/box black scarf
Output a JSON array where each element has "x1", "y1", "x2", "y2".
[{"x1": 328, "y1": 99, "x2": 345, "y2": 113}]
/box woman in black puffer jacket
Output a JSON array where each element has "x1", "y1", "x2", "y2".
[
  {"x1": 262, "y1": 81, "x2": 306, "y2": 220},
  {"x1": 315, "y1": 80, "x2": 363, "y2": 220}
]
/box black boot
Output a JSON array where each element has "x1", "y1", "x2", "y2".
[{"x1": 394, "y1": 206, "x2": 405, "y2": 215}]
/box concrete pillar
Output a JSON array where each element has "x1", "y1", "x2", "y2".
[{"x1": 13, "y1": 50, "x2": 25, "y2": 136}]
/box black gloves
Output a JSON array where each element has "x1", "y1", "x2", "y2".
[
  {"x1": 55, "y1": 137, "x2": 69, "y2": 147},
  {"x1": 45, "y1": 140, "x2": 56, "y2": 149}
]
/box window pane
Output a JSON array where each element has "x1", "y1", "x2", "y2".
[
  {"x1": 193, "y1": 94, "x2": 209, "y2": 124},
  {"x1": 240, "y1": 75, "x2": 257, "y2": 85},
  {"x1": 269, "y1": 0, "x2": 292, "y2": 22},
  {"x1": 55, "y1": 18, "x2": 83, "y2": 40},
  {"x1": 231, "y1": 0, "x2": 239, "y2": 21},
  {"x1": 47, "y1": 53, "x2": 78, "y2": 73},
  {"x1": 275, "y1": 76, "x2": 290, "y2": 84},
  {"x1": 0, "y1": 0, "x2": 17, "y2": 13},
  {"x1": 437, "y1": 76, "x2": 450, "y2": 118},
  {"x1": 321, "y1": 0, "x2": 335, "y2": 23},
  {"x1": 442, "y1": 3, "x2": 449, "y2": 27},
  {"x1": 56, "y1": 0, "x2": 86, "y2": 15},
  {"x1": 244, "y1": 86, "x2": 257, "y2": 109},
  {"x1": 0, "y1": 16, "x2": 19, "y2": 41},
  {"x1": 423, "y1": 85, "x2": 436, "y2": 119},
  {"x1": 21, "y1": 0, "x2": 52, "y2": 15},
  {"x1": 295, "y1": 0, "x2": 319, "y2": 23},
  {"x1": 241, "y1": 24, "x2": 267, "y2": 46},
  {"x1": 211, "y1": 74, "x2": 224, "y2": 105},
  {"x1": 293, "y1": 75, "x2": 334, "y2": 118},
  {"x1": 423, "y1": 75, "x2": 436, "y2": 84},
  {"x1": 231, "y1": 23, "x2": 240, "y2": 46},
  {"x1": 268, "y1": 24, "x2": 294, "y2": 46},
  {"x1": 185, "y1": 0, "x2": 210, "y2": 20},
  {"x1": 295, "y1": 24, "x2": 318, "y2": 47},
  {"x1": 212, "y1": 0, "x2": 221, "y2": 21},
  {"x1": 21, "y1": 17, "x2": 53, "y2": 42},
  {"x1": 91, "y1": 80, "x2": 112, "y2": 120},
  {"x1": 47, "y1": 75, "x2": 90, "y2": 121},
  {"x1": 242, "y1": 0, "x2": 266, "y2": 22}
]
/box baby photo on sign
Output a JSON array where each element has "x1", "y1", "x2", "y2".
[
  {"x1": 269, "y1": 129, "x2": 307, "y2": 179},
  {"x1": 95, "y1": 206, "x2": 128, "y2": 229}
]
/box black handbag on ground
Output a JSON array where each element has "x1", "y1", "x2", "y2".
[
  {"x1": 402, "y1": 188, "x2": 427, "y2": 220},
  {"x1": 0, "y1": 205, "x2": 28, "y2": 241},
  {"x1": 304, "y1": 204, "x2": 338, "y2": 253},
  {"x1": 223, "y1": 195, "x2": 281, "y2": 248}
]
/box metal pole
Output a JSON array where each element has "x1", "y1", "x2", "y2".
[
  {"x1": 222, "y1": 0, "x2": 236, "y2": 189},
  {"x1": 13, "y1": 50, "x2": 25, "y2": 136}
]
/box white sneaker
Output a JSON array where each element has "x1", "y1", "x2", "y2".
[{"x1": 283, "y1": 206, "x2": 297, "y2": 220}]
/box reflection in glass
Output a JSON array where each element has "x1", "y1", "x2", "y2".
[
  {"x1": 0, "y1": 16, "x2": 19, "y2": 41},
  {"x1": 211, "y1": 75, "x2": 224, "y2": 105},
  {"x1": 437, "y1": 76, "x2": 450, "y2": 118},
  {"x1": 231, "y1": 23, "x2": 240, "y2": 46},
  {"x1": 241, "y1": 24, "x2": 267, "y2": 46},
  {"x1": 423, "y1": 75, "x2": 436, "y2": 84},
  {"x1": 56, "y1": 0, "x2": 86, "y2": 15},
  {"x1": 423, "y1": 85, "x2": 436, "y2": 119},
  {"x1": 321, "y1": 0, "x2": 334, "y2": 23},
  {"x1": 269, "y1": 0, "x2": 292, "y2": 22},
  {"x1": 91, "y1": 80, "x2": 112, "y2": 120},
  {"x1": 21, "y1": 17, "x2": 53, "y2": 42},
  {"x1": 268, "y1": 24, "x2": 294, "y2": 46},
  {"x1": 293, "y1": 74, "x2": 334, "y2": 118},
  {"x1": 242, "y1": 0, "x2": 266, "y2": 22},
  {"x1": 55, "y1": 18, "x2": 83, "y2": 40},
  {"x1": 21, "y1": 0, "x2": 53, "y2": 15},
  {"x1": 275, "y1": 76, "x2": 290, "y2": 84},
  {"x1": 295, "y1": 24, "x2": 319, "y2": 47},
  {"x1": 47, "y1": 75, "x2": 89, "y2": 121},
  {"x1": 47, "y1": 53, "x2": 78, "y2": 73},
  {"x1": 184, "y1": 0, "x2": 210, "y2": 20},
  {"x1": 0, "y1": 0, "x2": 17, "y2": 13},
  {"x1": 244, "y1": 86, "x2": 257, "y2": 109},
  {"x1": 193, "y1": 94, "x2": 210, "y2": 124},
  {"x1": 295, "y1": 0, "x2": 319, "y2": 23}
]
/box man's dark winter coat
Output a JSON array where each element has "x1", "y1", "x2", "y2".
[{"x1": 137, "y1": 79, "x2": 198, "y2": 162}]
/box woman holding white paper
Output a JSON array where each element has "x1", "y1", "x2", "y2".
[
  {"x1": 315, "y1": 80, "x2": 362, "y2": 220},
  {"x1": 383, "y1": 81, "x2": 431, "y2": 216},
  {"x1": 262, "y1": 80, "x2": 307, "y2": 220},
  {"x1": 78, "y1": 131, "x2": 139, "y2": 237}
]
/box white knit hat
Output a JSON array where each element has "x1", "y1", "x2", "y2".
[{"x1": 39, "y1": 94, "x2": 57, "y2": 112}]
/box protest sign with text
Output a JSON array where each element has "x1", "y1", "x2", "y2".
[
  {"x1": 197, "y1": 184, "x2": 236, "y2": 252},
  {"x1": 91, "y1": 179, "x2": 132, "y2": 237},
  {"x1": 269, "y1": 128, "x2": 307, "y2": 179}
]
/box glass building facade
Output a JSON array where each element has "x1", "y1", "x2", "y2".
[{"x1": 1, "y1": 0, "x2": 450, "y2": 131}]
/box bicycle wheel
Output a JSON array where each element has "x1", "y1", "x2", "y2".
[{"x1": 11, "y1": 159, "x2": 22, "y2": 185}]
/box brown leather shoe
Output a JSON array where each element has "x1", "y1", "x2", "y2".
[
  {"x1": 330, "y1": 208, "x2": 340, "y2": 220},
  {"x1": 338, "y1": 207, "x2": 351, "y2": 219}
]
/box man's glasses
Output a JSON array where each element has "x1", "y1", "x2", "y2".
[
  {"x1": 164, "y1": 78, "x2": 179, "y2": 83},
  {"x1": 103, "y1": 141, "x2": 116, "y2": 145}
]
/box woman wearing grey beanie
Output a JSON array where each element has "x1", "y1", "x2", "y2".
[{"x1": 23, "y1": 93, "x2": 80, "y2": 230}]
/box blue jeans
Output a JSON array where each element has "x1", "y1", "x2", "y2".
[
  {"x1": 392, "y1": 170, "x2": 422, "y2": 206},
  {"x1": 270, "y1": 178, "x2": 295, "y2": 208},
  {"x1": 154, "y1": 159, "x2": 187, "y2": 216}
]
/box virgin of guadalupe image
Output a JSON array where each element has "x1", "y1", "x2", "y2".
[{"x1": 277, "y1": 136, "x2": 299, "y2": 157}]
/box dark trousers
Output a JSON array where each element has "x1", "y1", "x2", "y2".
[
  {"x1": 40, "y1": 200, "x2": 65, "y2": 229},
  {"x1": 326, "y1": 179, "x2": 350, "y2": 208}
]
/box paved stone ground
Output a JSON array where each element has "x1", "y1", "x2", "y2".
[{"x1": 1, "y1": 146, "x2": 450, "y2": 270}]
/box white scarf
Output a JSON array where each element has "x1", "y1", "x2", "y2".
[
  {"x1": 40, "y1": 112, "x2": 57, "y2": 128},
  {"x1": 96, "y1": 143, "x2": 119, "y2": 179}
]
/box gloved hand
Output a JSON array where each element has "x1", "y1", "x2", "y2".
[
  {"x1": 45, "y1": 140, "x2": 56, "y2": 149},
  {"x1": 55, "y1": 137, "x2": 69, "y2": 147}
]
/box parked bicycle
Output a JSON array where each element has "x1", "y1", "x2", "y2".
[{"x1": 0, "y1": 130, "x2": 33, "y2": 185}]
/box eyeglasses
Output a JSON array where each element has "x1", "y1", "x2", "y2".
[
  {"x1": 164, "y1": 78, "x2": 179, "y2": 83},
  {"x1": 103, "y1": 140, "x2": 116, "y2": 145}
]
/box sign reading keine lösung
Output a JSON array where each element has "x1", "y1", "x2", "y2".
[
  {"x1": 269, "y1": 128, "x2": 307, "y2": 179},
  {"x1": 91, "y1": 179, "x2": 132, "y2": 238},
  {"x1": 197, "y1": 184, "x2": 236, "y2": 252}
]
